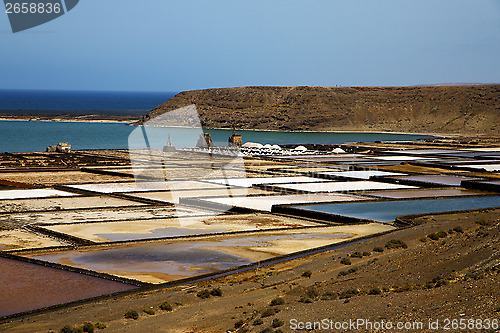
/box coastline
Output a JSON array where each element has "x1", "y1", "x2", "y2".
[
  {"x1": 0, "y1": 116, "x2": 135, "y2": 124},
  {"x1": 2, "y1": 115, "x2": 498, "y2": 140},
  {"x1": 0, "y1": 117, "x2": 442, "y2": 137}
]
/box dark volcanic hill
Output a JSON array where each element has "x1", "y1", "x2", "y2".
[{"x1": 138, "y1": 85, "x2": 499, "y2": 135}]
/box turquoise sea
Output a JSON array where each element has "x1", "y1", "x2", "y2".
[
  {"x1": 0, "y1": 120, "x2": 435, "y2": 153},
  {"x1": 0, "y1": 89, "x2": 435, "y2": 152}
]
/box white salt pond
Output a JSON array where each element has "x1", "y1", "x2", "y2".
[
  {"x1": 124, "y1": 187, "x2": 270, "y2": 204},
  {"x1": 29, "y1": 224, "x2": 394, "y2": 284},
  {"x1": 0, "y1": 206, "x2": 214, "y2": 226},
  {"x1": 269, "y1": 181, "x2": 417, "y2": 193},
  {"x1": 315, "y1": 170, "x2": 405, "y2": 180},
  {"x1": 366, "y1": 156, "x2": 429, "y2": 161},
  {"x1": 0, "y1": 196, "x2": 146, "y2": 213},
  {"x1": 201, "y1": 176, "x2": 329, "y2": 188},
  {"x1": 0, "y1": 189, "x2": 77, "y2": 200},
  {"x1": 66, "y1": 181, "x2": 229, "y2": 193},
  {"x1": 196, "y1": 193, "x2": 367, "y2": 212},
  {"x1": 460, "y1": 164, "x2": 500, "y2": 172},
  {"x1": 40, "y1": 213, "x2": 321, "y2": 242}
]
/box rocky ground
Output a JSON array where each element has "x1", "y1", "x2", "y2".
[
  {"x1": 139, "y1": 85, "x2": 500, "y2": 136},
  {"x1": 2, "y1": 208, "x2": 498, "y2": 333}
]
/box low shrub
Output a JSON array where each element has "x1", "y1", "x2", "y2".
[
  {"x1": 124, "y1": 310, "x2": 139, "y2": 320},
  {"x1": 393, "y1": 284, "x2": 415, "y2": 293},
  {"x1": 476, "y1": 219, "x2": 489, "y2": 226},
  {"x1": 301, "y1": 270, "x2": 312, "y2": 278},
  {"x1": 60, "y1": 326, "x2": 77, "y2": 333},
  {"x1": 339, "y1": 288, "x2": 359, "y2": 299},
  {"x1": 419, "y1": 237, "x2": 428, "y2": 242},
  {"x1": 159, "y1": 302, "x2": 173, "y2": 311},
  {"x1": 350, "y1": 252, "x2": 363, "y2": 258},
  {"x1": 338, "y1": 271, "x2": 348, "y2": 277},
  {"x1": 270, "y1": 297, "x2": 285, "y2": 306},
  {"x1": 260, "y1": 308, "x2": 280, "y2": 318},
  {"x1": 427, "y1": 233, "x2": 439, "y2": 240},
  {"x1": 298, "y1": 296, "x2": 312, "y2": 303},
  {"x1": 305, "y1": 288, "x2": 318, "y2": 299},
  {"x1": 197, "y1": 289, "x2": 211, "y2": 299},
  {"x1": 82, "y1": 322, "x2": 94, "y2": 333},
  {"x1": 261, "y1": 308, "x2": 280, "y2": 318},
  {"x1": 143, "y1": 308, "x2": 155, "y2": 315},
  {"x1": 453, "y1": 226, "x2": 464, "y2": 233},
  {"x1": 362, "y1": 251, "x2": 371, "y2": 257},
  {"x1": 347, "y1": 267, "x2": 358, "y2": 274},
  {"x1": 210, "y1": 288, "x2": 222, "y2": 297},
  {"x1": 385, "y1": 239, "x2": 408, "y2": 249},
  {"x1": 234, "y1": 320, "x2": 245, "y2": 329},
  {"x1": 340, "y1": 258, "x2": 351, "y2": 265},
  {"x1": 253, "y1": 318, "x2": 264, "y2": 326},
  {"x1": 321, "y1": 292, "x2": 337, "y2": 300},
  {"x1": 368, "y1": 287, "x2": 381, "y2": 295},
  {"x1": 271, "y1": 318, "x2": 284, "y2": 328},
  {"x1": 373, "y1": 246, "x2": 384, "y2": 253},
  {"x1": 94, "y1": 322, "x2": 106, "y2": 330},
  {"x1": 436, "y1": 231, "x2": 448, "y2": 238}
]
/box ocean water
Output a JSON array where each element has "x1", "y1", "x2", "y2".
[
  {"x1": 0, "y1": 121, "x2": 434, "y2": 153},
  {"x1": 0, "y1": 89, "x2": 176, "y2": 115},
  {"x1": 295, "y1": 196, "x2": 500, "y2": 223},
  {"x1": 0, "y1": 89, "x2": 435, "y2": 152}
]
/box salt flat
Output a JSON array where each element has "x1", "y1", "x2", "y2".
[
  {"x1": 40, "y1": 213, "x2": 321, "y2": 242},
  {"x1": 315, "y1": 170, "x2": 405, "y2": 180},
  {"x1": 201, "y1": 176, "x2": 329, "y2": 188},
  {"x1": 0, "y1": 206, "x2": 214, "y2": 227},
  {"x1": 124, "y1": 187, "x2": 271, "y2": 204},
  {"x1": 0, "y1": 189, "x2": 77, "y2": 200},
  {"x1": 269, "y1": 181, "x2": 417, "y2": 193},
  {"x1": 0, "y1": 196, "x2": 146, "y2": 213},
  {"x1": 66, "y1": 180, "x2": 229, "y2": 193},
  {"x1": 197, "y1": 193, "x2": 367, "y2": 212}
]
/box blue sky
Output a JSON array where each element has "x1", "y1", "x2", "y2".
[{"x1": 1, "y1": 0, "x2": 499, "y2": 92}]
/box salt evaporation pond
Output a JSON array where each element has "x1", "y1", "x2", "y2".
[
  {"x1": 0, "y1": 257, "x2": 137, "y2": 317},
  {"x1": 363, "y1": 188, "x2": 488, "y2": 199},
  {"x1": 293, "y1": 196, "x2": 500, "y2": 223},
  {"x1": 28, "y1": 225, "x2": 392, "y2": 284},
  {"x1": 0, "y1": 189, "x2": 77, "y2": 200},
  {"x1": 389, "y1": 175, "x2": 481, "y2": 186}
]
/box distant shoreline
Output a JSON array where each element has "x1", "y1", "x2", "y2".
[
  {"x1": 0, "y1": 116, "x2": 471, "y2": 138},
  {"x1": 0, "y1": 114, "x2": 138, "y2": 124},
  {"x1": 1, "y1": 114, "x2": 496, "y2": 139}
]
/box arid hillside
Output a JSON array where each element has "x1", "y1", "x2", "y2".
[{"x1": 139, "y1": 85, "x2": 499, "y2": 136}]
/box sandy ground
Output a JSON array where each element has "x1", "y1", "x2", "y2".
[
  {"x1": 204, "y1": 224, "x2": 394, "y2": 258},
  {"x1": 0, "y1": 229, "x2": 68, "y2": 250},
  {"x1": 271, "y1": 181, "x2": 418, "y2": 193},
  {"x1": 0, "y1": 206, "x2": 214, "y2": 228},
  {"x1": 66, "y1": 181, "x2": 240, "y2": 194},
  {"x1": 2, "y1": 209, "x2": 497, "y2": 333},
  {"x1": 124, "y1": 188, "x2": 274, "y2": 204},
  {"x1": 0, "y1": 195, "x2": 146, "y2": 213},
  {"x1": 0, "y1": 189, "x2": 76, "y2": 200},
  {"x1": 40, "y1": 213, "x2": 322, "y2": 242},
  {"x1": 24, "y1": 223, "x2": 393, "y2": 284},
  {"x1": 0, "y1": 171, "x2": 133, "y2": 186},
  {"x1": 198, "y1": 193, "x2": 368, "y2": 212}
]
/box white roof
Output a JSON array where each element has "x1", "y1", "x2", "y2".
[{"x1": 242, "y1": 142, "x2": 264, "y2": 148}]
